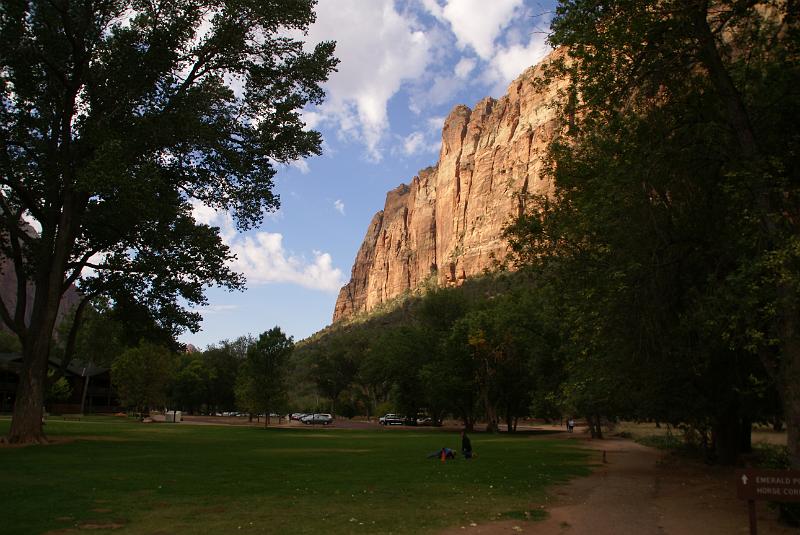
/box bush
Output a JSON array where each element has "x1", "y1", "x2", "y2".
[
  {"x1": 752, "y1": 444, "x2": 799, "y2": 527},
  {"x1": 753, "y1": 443, "x2": 790, "y2": 470}
]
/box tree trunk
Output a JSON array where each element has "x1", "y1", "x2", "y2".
[
  {"x1": 463, "y1": 416, "x2": 474, "y2": 432},
  {"x1": 7, "y1": 294, "x2": 62, "y2": 443},
  {"x1": 586, "y1": 415, "x2": 603, "y2": 439},
  {"x1": 6, "y1": 357, "x2": 47, "y2": 443},
  {"x1": 480, "y1": 384, "x2": 499, "y2": 433},
  {"x1": 783, "y1": 319, "x2": 800, "y2": 470},
  {"x1": 58, "y1": 296, "x2": 91, "y2": 379},
  {"x1": 772, "y1": 416, "x2": 784, "y2": 432},
  {"x1": 713, "y1": 405, "x2": 741, "y2": 465},
  {"x1": 692, "y1": 3, "x2": 759, "y2": 160},
  {"x1": 740, "y1": 418, "x2": 752, "y2": 455}
]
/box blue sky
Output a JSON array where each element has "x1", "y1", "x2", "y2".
[{"x1": 182, "y1": 0, "x2": 556, "y2": 349}]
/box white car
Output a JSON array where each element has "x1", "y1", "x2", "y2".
[{"x1": 379, "y1": 413, "x2": 405, "y2": 425}]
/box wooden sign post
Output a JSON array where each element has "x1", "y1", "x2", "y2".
[{"x1": 736, "y1": 469, "x2": 800, "y2": 535}]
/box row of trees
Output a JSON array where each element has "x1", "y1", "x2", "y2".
[
  {"x1": 293, "y1": 275, "x2": 565, "y2": 432},
  {"x1": 108, "y1": 328, "x2": 293, "y2": 427}
]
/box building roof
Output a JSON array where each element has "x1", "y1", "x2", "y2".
[{"x1": 0, "y1": 352, "x2": 108, "y2": 377}]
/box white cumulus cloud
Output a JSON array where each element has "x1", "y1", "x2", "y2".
[
  {"x1": 402, "y1": 131, "x2": 426, "y2": 155},
  {"x1": 484, "y1": 35, "x2": 551, "y2": 93},
  {"x1": 230, "y1": 232, "x2": 344, "y2": 292},
  {"x1": 306, "y1": 0, "x2": 434, "y2": 161},
  {"x1": 334, "y1": 199, "x2": 346, "y2": 215},
  {"x1": 427, "y1": 0, "x2": 524, "y2": 59},
  {"x1": 290, "y1": 159, "x2": 311, "y2": 174},
  {"x1": 190, "y1": 201, "x2": 344, "y2": 293},
  {"x1": 427, "y1": 116, "x2": 446, "y2": 131},
  {"x1": 454, "y1": 57, "x2": 477, "y2": 79}
]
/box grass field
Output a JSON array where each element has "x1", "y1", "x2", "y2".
[{"x1": 0, "y1": 417, "x2": 590, "y2": 534}]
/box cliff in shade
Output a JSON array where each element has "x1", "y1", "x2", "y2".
[
  {"x1": 333, "y1": 50, "x2": 567, "y2": 323},
  {"x1": 0, "y1": 224, "x2": 82, "y2": 338}
]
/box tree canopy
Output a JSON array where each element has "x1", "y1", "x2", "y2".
[
  {"x1": 503, "y1": 0, "x2": 798, "y2": 463},
  {"x1": 0, "y1": 0, "x2": 337, "y2": 443},
  {"x1": 235, "y1": 327, "x2": 293, "y2": 426}
]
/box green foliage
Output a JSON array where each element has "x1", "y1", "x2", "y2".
[
  {"x1": 45, "y1": 370, "x2": 72, "y2": 406},
  {"x1": 235, "y1": 327, "x2": 293, "y2": 423},
  {"x1": 293, "y1": 273, "x2": 565, "y2": 430},
  {"x1": 754, "y1": 443, "x2": 791, "y2": 470},
  {"x1": 500, "y1": 0, "x2": 798, "y2": 456},
  {"x1": 170, "y1": 352, "x2": 212, "y2": 413},
  {"x1": 0, "y1": 0, "x2": 337, "y2": 439},
  {"x1": 69, "y1": 298, "x2": 126, "y2": 367},
  {"x1": 0, "y1": 0, "x2": 338, "y2": 328},
  {"x1": 200, "y1": 337, "x2": 250, "y2": 412},
  {"x1": 111, "y1": 343, "x2": 176, "y2": 414}
]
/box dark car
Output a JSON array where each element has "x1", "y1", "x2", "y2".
[{"x1": 300, "y1": 413, "x2": 334, "y2": 425}]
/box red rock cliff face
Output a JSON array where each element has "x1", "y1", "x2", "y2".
[{"x1": 333, "y1": 51, "x2": 566, "y2": 322}]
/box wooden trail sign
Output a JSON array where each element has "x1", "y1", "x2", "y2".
[
  {"x1": 736, "y1": 468, "x2": 800, "y2": 535},
  {"x1": 737, "y1": 469, "x2": 800, "y2": 502}
]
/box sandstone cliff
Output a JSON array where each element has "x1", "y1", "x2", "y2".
[{"x1": 333, "y1": 51, "x2": 566, "y2": 322}]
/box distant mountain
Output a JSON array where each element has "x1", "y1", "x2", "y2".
[{"x1": 333, "y1": 49, "x2": 566, "y2": 322}]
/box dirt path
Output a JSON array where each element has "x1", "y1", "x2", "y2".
[{"x1": 440, "y1": 433, "x2": 797, "y2": 535}]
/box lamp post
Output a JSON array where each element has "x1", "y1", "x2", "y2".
[{"x1": 79, "y1": 367, "x2": 90, "y2": 415}]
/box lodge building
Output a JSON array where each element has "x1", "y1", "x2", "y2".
[{"x1": 0, "y1": 353, "x2": 119, "y2": 414}]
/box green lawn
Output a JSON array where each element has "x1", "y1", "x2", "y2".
[{"x1": 0, "y1": 417, "x2": 590, "y2": 534}]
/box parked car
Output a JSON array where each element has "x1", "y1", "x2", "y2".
[
  {"x1": 379, "y1": 413, "x2": 406, "y2": 426},
  {"x1": 300, "y1": 413, "x2": 334, "y2": 425},
  {"x1": 290, "y1": 413, "x2": 305, "y2": 421}
]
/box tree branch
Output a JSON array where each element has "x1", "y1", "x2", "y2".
[
  {"x1": 63, "y1": 249, "x2": 97, "y2": 291},
  {"x1": 57, "y1": 293, "x2": 94, "y2": 379}
]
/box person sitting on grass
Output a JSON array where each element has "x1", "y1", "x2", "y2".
[{"x1": 427, "y1": 447, "x2": 457, "y2": 459}]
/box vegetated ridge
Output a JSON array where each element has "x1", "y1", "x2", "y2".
[{"x1": 333, "y1": 50, "x2": 566, "y2": 322}]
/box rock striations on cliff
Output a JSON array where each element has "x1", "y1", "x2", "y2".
[{"x1": 333, "y1": 51, "x2": 567, "y2": 323}]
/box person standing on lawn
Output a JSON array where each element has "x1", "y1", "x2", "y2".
[{"x1": 461, "y1": 430, "x2": 473, "y2": 459}]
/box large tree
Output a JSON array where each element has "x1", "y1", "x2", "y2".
[
  {"x1": 507, "y1": 0, "x2": 797, "y2": 463},
  {"x1": 0, "y1": 1, "x2": 337, "y2": 443}
]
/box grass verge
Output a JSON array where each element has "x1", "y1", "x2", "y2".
[{"x1": 0, "y1": 417, "x2": 589, "y2": 534}]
